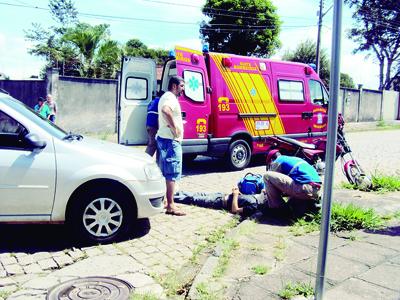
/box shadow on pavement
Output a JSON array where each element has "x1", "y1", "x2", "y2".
[
  {"x1": 365, "y1": 225, "x2": 400, "y2": 237},
  {"x1": 0, "y1": 218, "x2": 151, "y2": 253},
  {"x1": 182, "y1": 154, "x2": 266, "y2": 176}
]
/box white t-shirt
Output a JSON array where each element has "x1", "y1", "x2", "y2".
[{"x1": 157, "y1": 91, "x2": 184, "y2": 142}]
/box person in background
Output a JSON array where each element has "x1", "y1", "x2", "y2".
[
  {"x1": 157, "y1": 76, "x2": 186, "y2": 216},
  {"x1": 145, "y1": 93, "x2": 162, "y2": 156},
  {"x1": 46, "y1": 94, "x2": 57, "y2": 123},
  {"x1": 264, "y1": 150, "x2": 322, "y2": 217},
  {"x1": 34, "y1": 97, "x2": 50, "y2": 119}
]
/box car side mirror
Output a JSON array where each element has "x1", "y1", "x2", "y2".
[{"x1": 24, "y1": 133, "x2": 47, "y2": 150}]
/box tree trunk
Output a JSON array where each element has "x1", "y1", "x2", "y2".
[
  {"x1": 384, "y1": 58, "x2": 393, "y2": 90},
  {"x1": 378, "y1": 58, "x2": 385, "y2": 91}
]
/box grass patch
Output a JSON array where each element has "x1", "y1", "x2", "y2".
[
  {"x1": 341, "y1": 174, "x2": 400, "y2": 193},
  {"x1": 273, "y1": 236, "x2": 287, "y2": 262},
  {"x1": 291, "y1": 203, "x2": 385, "y2": 236},
  {"x1": 212, "y1": 238, "x2": 240, "y2": 278},
  {"x1": 195, "y1": 282, "x2": 223, "y2": 300},
  {"x1": 129, "y1": 292, "x2": 159, "y2": 300},
  {"x1": 376, "y1": 120, "x2": 400, "y2": 130},
  {"x1": 251, "y1": 264, "x2": 270, "y2": 275},
  {"x1": 370, "y1": 174, "x2": 400, "y2": 193},
  {"x1": 153, "y1": 217, "x2": 239, "y2": 297},
  {"x1": 0, "y1": 290, "x2": 13, "y2": 299},
  {"x1": 278, "y1": 281, "x2": 314, "y2": 299}
]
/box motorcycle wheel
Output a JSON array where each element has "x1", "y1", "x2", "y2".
[{"x1": 344, "y1": 160, "x2": 372, "y2": 189}]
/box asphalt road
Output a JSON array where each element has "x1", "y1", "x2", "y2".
[{"x1": 180, "y1": 129, "x2": 400, "y2": 193}]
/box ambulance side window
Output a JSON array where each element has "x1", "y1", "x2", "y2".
[
  {"x1": 125, "y1": 77, "x2": 148, "y2": 100},
  {"x1": 183, "y1": 70, "x2": 205, "y2": 103},
  {"x1": 278, "y1": 80, "x2": 304, "y2": 102},
  {"x1": 309, "y1": 79, "x2": 327, "y2": 105}
]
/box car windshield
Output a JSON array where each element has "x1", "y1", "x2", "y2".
[{"x1": 5, "y1": 96, "x2": 68, "y2": 139}]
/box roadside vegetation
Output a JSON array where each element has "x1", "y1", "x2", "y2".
[
  {"x1": 290, "y1": 203, "x2": 385, "y2": 236},
  {"x1": 376, "y1": 120, "x2": 400, "y2": 131},
  {"x1": 151, "y1": 217, "x2": 239, "y2": 298},
  {"x1": 129, "y1": 292, "x2": 159, "y2": 300},
  {"x1": 342, "y1": 174, "x2": 400, "y2": 193},
  {"x1": 278, "y1": 281, "x2": 314, "y2": 299}
]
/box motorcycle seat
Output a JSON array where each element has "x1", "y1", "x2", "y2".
[{"x1": 278, "y1": 136, "x2": 316, "y2": 150}]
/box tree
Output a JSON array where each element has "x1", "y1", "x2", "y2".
[
  {"x1": 345, "y1": 0, "x2": 400, "y2": 90},
  {"x1": 63, "y1": 23, "x2": 121, "y2": 78},
  {"x1": 283, "y1": 40, "x2": 356, "y2": 89},
  {"x1": 124, "y1": 39, "x2": 169, "y2": 65},
  {"x1": 25, "y1": 0, "x2": 79, "y2": 75},
  {"x1": 95, "y1": 40, "x2": 122, "y2": 78},
  {"x1": 200, "y1": 0, "x2": 281, "y2": 57}
]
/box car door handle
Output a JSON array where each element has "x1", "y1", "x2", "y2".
[
  {"x1": 302, "y1": 112, "x2": 313, "y2": 120},
  {"x1": 181, "y1": 112, "x2": 186, "y2": 120}
]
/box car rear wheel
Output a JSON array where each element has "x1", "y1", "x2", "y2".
[
  {"x1": 227, "y1": 139, "x2": 251, "y2": 170},
  {"x1": 68, "y1": 187, "x2": 135, "y2": 244}
]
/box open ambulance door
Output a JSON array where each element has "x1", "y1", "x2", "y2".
[{"x1": 118, "y1": 57, "x2": 157, "y2": 145}]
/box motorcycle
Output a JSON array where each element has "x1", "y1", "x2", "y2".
[{"x1": 264, "y1": 114, "x2": 372, "y2": 188}]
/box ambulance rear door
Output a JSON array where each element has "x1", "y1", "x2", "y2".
[{"x1": 118, "y1": 57, "x2": 157, "y2": 145}]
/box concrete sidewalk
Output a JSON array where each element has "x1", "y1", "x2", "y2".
[{"x1": 188, "y1": 189, "x2": 400, "y2": 300}]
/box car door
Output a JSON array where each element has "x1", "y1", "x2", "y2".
[
  {"x1": 0, "y1": 110, "x2": 56, "y2": 220},
  {"x1": 118, "y1": 57, "x2": 157, "y2": 145}
]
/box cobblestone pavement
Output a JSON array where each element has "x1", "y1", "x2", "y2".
[
  {"x1": 0, "y1": 207, "x2": 233, "y2": 299},
  {"x1": 0, "y1": 128, "x2": 398, "y2": 299}
]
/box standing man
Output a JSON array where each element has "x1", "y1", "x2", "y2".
[
  {"x1": 157, "y1": 76, "x2": 186, "y2": 216},
  {"x1": 46, "y1": 94, "x2": 57, "y2": 123},
  {"x1": 264, "y1": 150, "x2": 322, "y2": 217}
]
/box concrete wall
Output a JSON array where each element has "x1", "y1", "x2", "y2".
[
  {"x1": 382, "y1": 90, "x2": 400, "y2": 121},
  {"x1": 359, "y1": 89, "x2": 382, "y2": 121},
  {"x1": 339, "y1": 88, "x2": 360, "y2": 122},
  {"x1": 55, "y1": 76, "x2": 117, "y2": 133}
]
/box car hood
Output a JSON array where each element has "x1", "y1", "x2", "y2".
[{"x1": 67, "y1": 137, "x2": 153, "y2": 164}]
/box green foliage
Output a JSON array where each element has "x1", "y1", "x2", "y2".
[
  {"x1": 340, "y1": 72, "x2": 356, "y2": 89},
  {"x1": 124, "y1": 39, "x2": 169, "y2": 65},
  {"x1": 278, "y1": 281, "x2": 314, "y2": 299},
  {"x1": 200, "y1": 0, "x2": 281, "y2": 57},
  {"x1": 283, "y1": 39, "x2": 355, "y2": 88},
  {"x1": 345, "y1": 0, "x2": 400, "y2": 90},
  {"x1": 195, "y1": 282, "x2": 223, "y2": 300},
  {"x1": 213, "y1": 238, "x2": 240, "y2": 278},
  {"x1": 341, "y1": 174, "x2": 400, "y2": 193},
  {"x1": 25, "y1": 0, "x2": 79, "y2": 74},
  {"x1": 291, "y1": 203, "x2": 385, "y2": 236},
  {"x1": 129, "y1": 292, "x2": 159, "y2": 300},
  {"x1": 370, "y1": 174, "x2": 400, "y2": 193},
  {"x1": 49, "y1": 0, "x2": 78, "y2": 27},
  {"x1": 251, "y1": 264, "x2": 270, "y2": 275}
]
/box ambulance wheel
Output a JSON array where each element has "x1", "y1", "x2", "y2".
[{"x1": 227, "y1": 139, "x2": 251, "y2": 170}]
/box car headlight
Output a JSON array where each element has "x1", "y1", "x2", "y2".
[{"x1": 144, "y1": 162, "x2": 163, "y2": 180}]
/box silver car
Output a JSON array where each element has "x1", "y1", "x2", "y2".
[{"x1": 0, "y1": 93, "x2": 165, "y2": 243}]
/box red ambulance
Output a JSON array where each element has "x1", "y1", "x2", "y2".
[{"x1": 118, "y1": 46, "x2": 329, "y2": 170}]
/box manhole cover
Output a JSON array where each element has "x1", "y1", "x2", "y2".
[{"x1": 47, "y1": 276, "x2": 133, "y2": 300}]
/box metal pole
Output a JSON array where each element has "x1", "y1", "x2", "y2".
[
  {"x1": 315, "y1": 0, "x2": 342, "y2": 299},
  {"x1": 316, "y1": 0, "x2": 324, "y2": 75}
]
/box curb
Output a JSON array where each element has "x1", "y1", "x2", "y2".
[{"x1": 187, "y1": 219, "x2": 252, "y2": 300}]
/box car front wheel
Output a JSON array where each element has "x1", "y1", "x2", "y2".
[{"x1": 69, "y1": 187, "x2": 135, "y2": 244}]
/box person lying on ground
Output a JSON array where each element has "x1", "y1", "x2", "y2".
[{"x1": 173, "y1": 187, "x2": 267, "y2": 218}]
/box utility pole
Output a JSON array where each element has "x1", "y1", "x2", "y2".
[{"x1": 316, "y1": 0, "x2": 324, "y2": 75}]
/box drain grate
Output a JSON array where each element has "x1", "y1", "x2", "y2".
[{"x1": 47, "y1": 276, "x2": 133, "y2": 300}]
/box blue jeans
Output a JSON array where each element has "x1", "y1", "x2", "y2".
[{"x1": 156, "y1": 136, "x2": 182, "y2": 181}]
